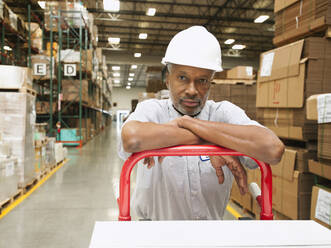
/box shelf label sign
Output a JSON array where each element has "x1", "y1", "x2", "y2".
[
  {"x1": 64, "y1": 64, "x2": 76, "y2": 76},
  {"x1": 33, "y1": 63, "x2": 47, "y2": 76}
]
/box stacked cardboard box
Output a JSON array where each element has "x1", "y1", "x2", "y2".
[
  {"x1": 146, "y1": 66, "x2": 167, "y2": 93},
  {"x1": 306, "y1": 94, "x2": 331, "y2": 181},
  {"x1": 310, "y1": 185, "x2": 331, "y2": 229},
  {"x1": 31, "y1": 55, "x2": 55, "y2": 80},
  {"x1": 61, "y1": 79, "x2": 88, "y2": 103},
  {"x1": 252, "y1": 147, "x2": 315, "y2": 220},
  {"x1": 24, "y1": 22, "x2": 42, "y2": 52},
  {"x1": 209, "y1": 83, "x2": 256, "y2": 120},
  {"x1": 138, "y1": 92, "x2": 156, "y2": 102},
  {"x1": 36, "y1": 101, "x2": 57, "y2": 115},
  {"x1": 256, "y1": 37, "x2": 331, "y2": 141},
  {"x1": 274, "y1": 0, "x2": 331, "y2": 47},
  {"x1": 230, "y1": 168, "x2": 256, "y2": 212}
]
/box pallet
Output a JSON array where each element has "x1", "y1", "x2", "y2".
[
  {"x1": 18, "y1": 178, "x2": 38, "y2": 194},
  {"x1": 0, "y1": 189, "x2": 23, "y2": 214},
  {"x1": 230, "y1": 199, "x2": 255, "y2": 217},
  {"x1": 0, "y1": 87, "x2": 37, "y2": 96}
]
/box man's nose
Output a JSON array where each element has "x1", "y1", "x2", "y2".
[{"x1": 185, "y1": 81, "x2": 198, "y2": 96}]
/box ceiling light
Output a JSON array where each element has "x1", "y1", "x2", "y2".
[
  {"x1": 38, "y1": 1, "x2": 46, "y2": 9},
  {"x1": 114, "y1": 79, "x2": 120, "y2": 84},
  {"x1": 127, "y1": 82, "x2": 131, "y2": 86},
  {"x1": 113, "y1": 72, "x2": 120, "y2": 77},
  {"x1": 112, "y1": 66, "x2": 120, "y2": 71},
  {"x1": 146, "y1": 8, "x2": 156, "y2": 16},
  {"x1": 128, "y1": 78, "x2": 133, "y2": 81},
  {"x1": 129, "y1": 73, "x2": 135, "y2": 77},
  {"x1": 126, "y1": 85, "x2": 131, "y2": 89},
  {"x1": 134, "y1": 53, "x2": 141, "y2": 58},
  {"x1": 232, "y1": 44, "x2": 246, "y2": 50},
  {"x1": 108, "y1": 37, "x2": 120, "y2": 44},
  {"x1": 3, "y1": 46, "x2": 12, "y2": 51},
  {"x1": 96, "y1": 36, "x2": 99, "y2": 42},
  {"x1": 104, "y1": 0, "x2": 120, "y2": 12},
  {"x1": 131, "y1": 65, "x2": 137, "y2": 69},
  {"x1": 139, "y1": 33, "x2": 148, "y2": 39},
  {"x1": 254, "y1": 15, "x2": 269, "y2": 23},
  {"x1": 224, "y1": 39, "x2": 235, "y2": 45}
]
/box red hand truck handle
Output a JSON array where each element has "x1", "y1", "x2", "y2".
[{"x1": 118, "y1": 145, "x2": 273, "y2": 221}]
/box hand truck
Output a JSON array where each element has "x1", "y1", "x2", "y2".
[{"x1": 118, "y1": 145, "x2": 273, "y2": 221}]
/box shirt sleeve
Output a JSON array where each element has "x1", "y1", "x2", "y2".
[
  {"x1": 117, "y1": 99, "x2": 162, "y2": 160},
  {"x1": 214, "y1": 101, "x2": 264, "y2": 170}
]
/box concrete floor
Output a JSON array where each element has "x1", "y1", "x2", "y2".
[{"x1": 0, "y1": 124, "x2": 247, "y2": 248}]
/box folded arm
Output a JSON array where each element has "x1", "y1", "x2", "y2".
[
  {"x1": 121, "y1": 120, "x2": 202, "y2": 153},
  {"x1": 177, "y1": 115, "x2": 284, "y2": 165}
]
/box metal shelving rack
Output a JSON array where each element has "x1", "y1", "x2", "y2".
[{"x1": 27, "y1": 3, "x2": 112, "y2": 147}]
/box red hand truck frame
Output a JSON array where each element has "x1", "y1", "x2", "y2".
[{"x1": 118, "y1": 145, "x2": 273, "y2": 221}]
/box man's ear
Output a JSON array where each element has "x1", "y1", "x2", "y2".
[{"x1": 165, "y1": 71, "x2": 170, "y2": 89}]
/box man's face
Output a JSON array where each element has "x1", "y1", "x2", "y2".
[{"x1": 166, "y1": 64, "x2": 214, "y2": 116}]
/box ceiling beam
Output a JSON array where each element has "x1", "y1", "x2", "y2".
[
  {"x1": 96, "y1": 24, "x2": 274, "y2": 38},
  {"x1": 89, "y1": 9, "x2": 274, "y2": 24},
  {"x1": 111, "y1": 0, "x2": 273, "y2": 12}
]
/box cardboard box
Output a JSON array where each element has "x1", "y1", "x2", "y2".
[
  {"x1": 271, "y1": 148, "x2": 315, "y2": 219},
  {"x1": 310, "y1": 185, "x2": 331, "y2": 229},
  {"x1": 274, "y1": 0, "x2": 331, "y2": 46},
  {"x1": 257, "y1": 38, "x2": 331, "y2": 108},
  {"x1": 306, "y1": 94, "x2": 331, "y2": 122},
  {"x1": 138, "y1": 92, "x2": 155, "y2": 102},
  {"x1": 318, "y1": 124, "x2": 331, "y2": 160},
  {"x1": 227, "y1": 66, "x2": 255, "y2": 80},
  {"x1": 62, "y1": 80, "x2": 88, "y2": 103},
  {"x1": 31, "y1": 55, "x2": 55, "y2": 80},
  {"x1": 230, "y1": 168, "x2": 255, "y2": 212},
  {"x1": 209, "y1": 83, "x2": 256, "y2": 120},
  {"x1": 308, "y1": 160, "x2": 331, "y2": 180}
]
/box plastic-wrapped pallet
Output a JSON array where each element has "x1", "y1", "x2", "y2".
[
  {"x1": 55, "y1": 143, "x2": 64, "y2": 164},
  {"x1": 45, "y1": 137, "x2": 56, "y2": 168},
  {"x1": 0, "y1": 65, "x2": 32, "y2": 89},
  {"x1": 0, "y1": 158, "x2": 18, "y2": 203},
  {"x1": 0, "y1": 93, "x2": 36, "y2": 187}
]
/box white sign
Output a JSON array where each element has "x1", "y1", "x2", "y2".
[
  {"x1": 33, "y1": 63, "x2": 47, "y2": 76},
  {"x1": 246, "y1": 66, "x2": 253, "y2": 76},
  {"x1": 260, "y1": 52, "x2": 274, "y2": 77},
  {"x1": 5, "y1": 161, "x2": 15, "y2": 177},
  {"x1": 317, "y1": 94, "x2": 331, "y2": 124},
  {"x1": 315, "y1": 188, "x2": 331, "y2": 226},
  {"x1": 64, "y1": 64, "x2": 76, "y2": 76}
]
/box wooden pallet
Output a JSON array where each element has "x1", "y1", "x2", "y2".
[
  {"x1": 0, "y1": 190, "x2": 23, "y2": 214},
  {"x1": 18, "y1": 178, "x2": 38, "y2": 194},
  {"x1": 230, "y1": 199, "x2": 255, "y2": 217},
  {"x1": 0, "y1": 87, "x2": 37, "y2": 96}
]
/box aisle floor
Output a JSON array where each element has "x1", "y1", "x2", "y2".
[{"x1": 0, "y1": 124, "x2": 246, "y2": 248}]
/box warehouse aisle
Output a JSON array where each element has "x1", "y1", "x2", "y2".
[{"x1": 0, "y1": 124, "x2": 239, "y2": 248}]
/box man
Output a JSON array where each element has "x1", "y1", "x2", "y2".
[{"x1": 118, "y1": 26, "x2": 284, "y2": 220}]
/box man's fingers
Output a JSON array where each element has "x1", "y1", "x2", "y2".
[
  {"x1": 210, "y1": 156, "x2": 226, "y2": 184},
  {"x1": 147, "y1": 157, "x2": 155, "y2": 169},
  {"x1": 223, "y1": 156, "x2": 248, "y2": 195},
  {"x1": 158, "y1": 156, "x2": 165, "y2": 164}
]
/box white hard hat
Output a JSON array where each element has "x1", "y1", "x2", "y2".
[{"x1": 162, "y1": 26, "x2": 223, "y2": 72}]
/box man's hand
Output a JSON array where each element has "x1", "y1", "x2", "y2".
[
  {"x1": 209, "y1": 155, "x2": 248, "y2": 195},
  {"x1": 143, "y1": 157, "x2": 165, "y2": 169}
]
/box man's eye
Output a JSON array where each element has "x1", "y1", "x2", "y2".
[
  {"x1": 178, "y1": 75, "x2": 187, "y2": 81},
  {"x1": 199, "y1": 79, "x2": 208, "y2": 84}
]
